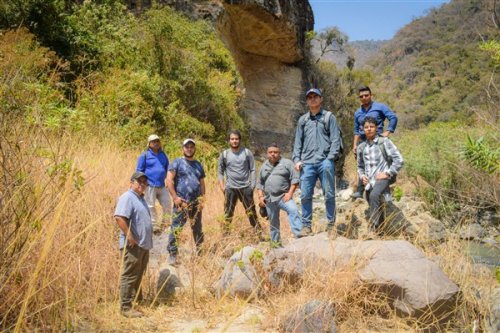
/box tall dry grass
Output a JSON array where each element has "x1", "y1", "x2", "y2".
[{"x1": 1, "y1": 123, "x2": 496, "y2": 332}]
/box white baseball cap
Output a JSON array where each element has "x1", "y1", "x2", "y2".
[
  {"x1": 148, "y1": 134, "x2": 160, "y2": 142},
  {"x1": 182, "y1": 138, "x2": 196, "y2": 146}
]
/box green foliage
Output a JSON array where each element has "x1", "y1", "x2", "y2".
[
  {"x1": 463, "y1": 135, "x2": 499, "y2": 174},
  {"x1": 393, "y1": 186, "x2": 403, "y2": 202},
  {"x1": 396, "y1": 122, "x2": 498, "y2": 219},
  {"x1": 479, "y1": 40, "x2": 500, "y2": 66},
  {"x1": 1, "y1": 3, "x2": 243, "y2": 150},
  {"x1": 249, "y1": 249, "x2": 264, "y2": 263}
]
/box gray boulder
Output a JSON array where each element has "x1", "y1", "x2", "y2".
[
  {"x1": 459, "y1": 223, "x2": 487, "y2": 240},
  {"x1": 214, "y1": 246, "x2": 262, "y2": 299},
  {"x1": 484, "y1": 287, "x2": 500, "y2": 333},
  {"x1": 279, "y1": 300, "x2": 336, "y2": 333},
  {"x1": 405, "y1": 212, "x2": 447, "y2": 241},
  {"x1": 156, "y1": 267, "x2": 182, "y2": 303},
  {"x1": 265, "y1": 235, "x2": 459, "y2": 321}
]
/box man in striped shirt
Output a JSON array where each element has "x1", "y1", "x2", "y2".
[{"x1": 357, "y1": 117, "x2": 403, "y2": 230}]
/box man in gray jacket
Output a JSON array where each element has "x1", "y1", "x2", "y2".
[
  {"x1": 218, "y1": 130, "x2": 262, "y2": 236},
  {"x1": 293, "y1": 88, "x2": 342, "y2": 237}
]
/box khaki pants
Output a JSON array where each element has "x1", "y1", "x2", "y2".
[
  {"x1": 120, "y1": 245, "x2": 149, "y2": 310},
  {"x1": 145, "y1": 186, "x2": 172, "y2": 228}
]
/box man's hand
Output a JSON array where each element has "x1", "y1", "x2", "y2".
[
  {"x1": 198, "y1": 196, "x2": 205, "y2": 210},
  {"x1": 173, "y1": 196, "x2": 187, "y2": 208},
  {"x1": 375, "y1": 172, "x2": 390, "y2": 180},
  {"x1": 127, "y1": 234, "x2": 137, "y2": 248},
  {"x1": 283, "y1": 193, "x2": 292, "y2": 202},
  {"x1": 382, "y1": 131, "x2": 391, "y2": 137},
  {"x1": 294, "y1": 161, "x2": 303, "y2": 171},
  {"x1": 361, "y1": 175, "x2": 369, "y2": 185},
  {"x1": 258, "y1": 197, "x2": 266, "y2": 208}
]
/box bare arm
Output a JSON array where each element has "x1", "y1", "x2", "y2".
[
  {"x1": 167, "y1": 170, "x2": 184, "y2": 207},
  {"x1": 282, "y1": 183, "x2": 298, "y2": 202},
  {"x1": 115, "y1": 216, "x2": 137, "y2": 247}
]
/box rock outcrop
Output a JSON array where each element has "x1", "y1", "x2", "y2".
[{"x1": 217, "y1": 0, "x2": 314, "y2": 153}]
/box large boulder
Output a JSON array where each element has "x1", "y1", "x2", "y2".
[
  {"x1": 279, "y1": 300, "x2": 336, "y2": 333},
  {"x1": 265, "y1": 234, "x2": 459, "y2": 321},
  {"x1": 214, "y1": 246, "x2": 262, "y2": 299},
  {"x1": 459, "y1": 223, "x2": 487, "y2": 240}
]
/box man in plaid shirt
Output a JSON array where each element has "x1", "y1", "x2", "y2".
[{"x1": 357, "y1": 116, "x2": 403, "y2": 230}]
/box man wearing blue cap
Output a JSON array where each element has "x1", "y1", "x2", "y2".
[{"x1": 293, "y1": 88, "x2": 342, "y2": 237}]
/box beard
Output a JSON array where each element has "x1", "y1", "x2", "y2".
[{"x1": 183, "y1": 151, "x2": 195, "y2": 158}]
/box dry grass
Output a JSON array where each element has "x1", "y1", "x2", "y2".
[{"x1": 0, "y1": 128, "x2": 496, "y2": 332}]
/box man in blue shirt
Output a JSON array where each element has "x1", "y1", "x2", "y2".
[
  {"x1": 136, "y1": 134, "x2": 171, "y2": 233},
  {"x1": 114, "y1": 171, "x2": 152, "y2": 318},
  {"x1": 292, "y1": 88, "x2": 342, "y2": 237},
  {"x1": 352, "y1": 86, "x2": 398, "y2": 199},
  {"x1": 166, "y1": 139, "x2": 205, "y2": 266}
]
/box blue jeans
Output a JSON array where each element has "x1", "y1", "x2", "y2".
[
  {"x1": 167, "y1": 202, "x2": 204, "y2": 255},
  {"x1": 266, "y1": 198, "x2": 303, "y2": 243},
  {"x1": 300, "y1": 159, "x2": 336, "y2": 228}
]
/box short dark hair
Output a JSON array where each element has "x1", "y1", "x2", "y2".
[
  {"x1": 362, "y1": 116, "x2": 377, "y2": 126},
  {"x1": 358, "y1": 86, "x2": 371, "y2": 94},
  {"x1": 268, "y1": 142, "x2": 279, "y2": 149},
  {"x1": 227, "y1": 130, "x2": 241, "y2": 140}
]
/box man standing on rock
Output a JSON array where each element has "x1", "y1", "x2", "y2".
[
  {"x1": 114, "y1": 171, "x2": 152, "y2": 318},
  {"x1": 166, "y1": 139, "x2": 205, "y2": 266},
  {"x1": 351, "y1": 86, "x2": 398, "y2": 199},
  {"x1": 218, "y1": 130, "x2": 262, "y2": 237},
  {"x1": 357, "y1": 116, "x2": 403, "y2": 231},
  {"x1": 136, "y1": 134, "x2": 171, "y2": 234},
  {"x1": 293, "y1": 88, "x2": 343, "y2": 237},
  {"x1": 257, "y1": 143, "x2": 302, "y2": 247}
]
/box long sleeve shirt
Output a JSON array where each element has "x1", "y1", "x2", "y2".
[
  {"x1": 353, "y1": 101, "x2": 398, "y2": 139},
  {"x1": 292, "y1": 109, "x2": 342, "y2": 164},
  {"x1": 357, "y1": 136, "x2": 403, "y2": 183},
  {"x1": 136, "y1": 148, "x2": 169, "y2": 187}
]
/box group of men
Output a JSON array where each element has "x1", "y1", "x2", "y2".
[{"x1": 113, "y1": 85, "x2": 403, "y2": 317}]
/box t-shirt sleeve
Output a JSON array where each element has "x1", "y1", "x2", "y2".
[
  {"x1": 168, "y1": 159, "x2": 178, "y2": 172},
  {"x1": 114, "y1": 194, "x2": 132, "y2": 219}
]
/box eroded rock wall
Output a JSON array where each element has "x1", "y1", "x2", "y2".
[{"x1": 218, "y1": 0, "x2": 314, "y2": 154}]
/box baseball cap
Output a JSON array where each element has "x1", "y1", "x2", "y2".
[
  {"x1": 183, "y1": 138, "x2": 196, "y2": 146},
  {"x1": 305, "y1": 88, "x2": 322, "y2": 97},
  {"x1": 148, "y1": 134, "x2": 160, "y2": 142},
  {"x1": 130, "y1": 171, "x2": 147, "y2": 181}
]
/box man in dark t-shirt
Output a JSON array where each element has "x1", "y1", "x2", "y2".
[{"x1": 166, "y1": 139, "x2": 205, "y2": 265}]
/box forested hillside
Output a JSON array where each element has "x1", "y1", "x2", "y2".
[{"x1": 369, "y1": 0, "x2": 499, "y2": 127}]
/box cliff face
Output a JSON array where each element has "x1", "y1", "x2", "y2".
[
  {"x1": 130, "y1": 0, "x2": 314, "y2": 153},
  {"x1": 217, "y1": 0, "x2": 313, "y2": 154}
]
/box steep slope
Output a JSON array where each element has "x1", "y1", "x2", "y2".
[{"x1": 369, "y1": 0, "x2": 499, "y2": 127}]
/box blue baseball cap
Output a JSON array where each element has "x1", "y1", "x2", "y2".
[{"x1": 305, "y1": 88, "x2": 322, "y2": 97}]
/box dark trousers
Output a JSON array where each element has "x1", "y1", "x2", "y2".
[
  {"x1": 120, "y1": 245, "x2": 149, "y2": 310},
  {"x1": 223, "y1": 187, "x2": 261, "y2": 232},
  {"x1": 167, "y1": 202, "x2": 204, "y2": 255},
  {"x1": 366, "y1": 179, "x2": 390, "y2": 229}
]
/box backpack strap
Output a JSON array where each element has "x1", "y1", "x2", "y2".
[
  {"x1": 223, "y1": 148, "x2": 250, "y2": 168},
  {"x1": 378, "y1": 138, "x2": 392, "y2": 166}
]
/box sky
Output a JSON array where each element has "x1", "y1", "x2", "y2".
[{"x1": 310, "y1": 0, "x2": 450, "y2": 41}]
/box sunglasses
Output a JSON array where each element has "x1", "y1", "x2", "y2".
[{"x1": 359, "y1": 94, "x2": 370, "y2": 98}]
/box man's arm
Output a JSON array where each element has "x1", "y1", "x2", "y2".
[
  {"x1": 326, "y1": 115, "x2": 342, "y2": 161},
  {"x1": 198, "y1": 177, "x2": 206, "y2": 209},
  {"x1": 356, "y1": 146, "x2": 367, "y2": 184},
  {"x1": 167, "y1": 170, "x2": 184, "y2": 207},
  {"x1": 136, "y1": 153, "x2": 146, "y2": 172},
  {"x1": 382, "y1": 104, "x2": 398, "y2": 136},
  {"x1": 115, "y1": 216, "x2": 137, "y2": 247},
  {"x1": 292, "y1": 118, "x2": 304, "y2": 169},
  {"x1": 353, "y1": 134, "x2": 361, "y2": 156},
  {"x1": 257, "y1": 188, "x2": 266, "y2": 207},
  {"x1": 248, "y1": 151, "x2": 256, "y2": 189},
  {"x1": 217, "y1": 152, "x2": 225, "y2": 193},
  {"x1": 282, "y1": 183, "x2": 298, "y2": 202}
]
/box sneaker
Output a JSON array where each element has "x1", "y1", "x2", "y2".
[
  {"x1": 167, "y1": 254, "x2": 177, "y2": 266},
  {"x1": 121, "y1": 308, "x2": 143, "y2": 318},
  {"x1": 297, "y1": 226, "x2": 312, "y2": 238},
  {"x1": 350, "y1": 192, "x2": 363, "y2": 199}
]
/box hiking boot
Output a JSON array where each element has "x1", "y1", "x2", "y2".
[
  {"x1": 121, "y1": 308, "x2": 143, "y2": 318},
  {"x1": 297, "y1": 226, "x2": 312, "y2": 238},
  {"x1": 167, "y1": 254, "x2": 177, "y2": 266},
  {"x1": 350, "y1": 192, "x2": 363, "y2": 199}
]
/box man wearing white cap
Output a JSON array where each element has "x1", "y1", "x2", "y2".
[
  {"x1": 165, "y1": 139, "x2": 205, "y2": 265},
  {"x1": 136, "y1": 134, "x2": 172, "y2": 233}
]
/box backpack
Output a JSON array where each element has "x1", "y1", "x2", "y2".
[
  {"x1": 298, "y1": 110, "x2": 344, "y2": 160},
  {"x1": 222, "y1": 148, "x2": 251, "y2": 169},
  {"x1": 357, "y1": 137, "x2": 397, "y2": 184}
]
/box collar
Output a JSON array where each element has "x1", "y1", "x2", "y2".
[
  {"x1": 309, "y1": 108, "x2": 324, "y2": 119},
  {"x1": 361, "y1": 102, "x2": 373, "y2": 112}
]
